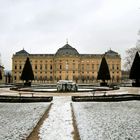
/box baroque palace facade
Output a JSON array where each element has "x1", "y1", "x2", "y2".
[
  {"x1": 12, "y1": 43, "x2": 121, "y2": 84},
  {"x1": 0, "y1": 65, "x2": 4, "y2": 84}
]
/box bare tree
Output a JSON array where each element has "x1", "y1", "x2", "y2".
[{"x1": 124, "y1": 31, "x2": 140, "y2": 71}]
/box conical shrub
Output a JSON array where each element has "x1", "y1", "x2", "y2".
[
  {"x1": 97, "y1": 56, "x2": 111, "y2": 82},
  {"x1": 21, "y1": 57, "x2": 34, "y2": 83}
]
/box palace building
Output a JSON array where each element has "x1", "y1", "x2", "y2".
[
  {"x1": 12, "y1": 43, "x2": 121, "y2": 84},
  {"x1": 0, "y1": 65, "x2": 4, "y2": 84}
]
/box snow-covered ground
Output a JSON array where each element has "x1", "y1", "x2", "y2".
[
  {"x1": 39, "y1": 97, "x2": 74, "y2": 140},
  {"x1": 73, "y1": 101, "x2": 140, "y2": 140},
  {"x1": 0, "y1": 87, "x2": 140, "y2": 140},
  {"x1": 0, "y1": 103, "x2": 50, "y2": 140}
]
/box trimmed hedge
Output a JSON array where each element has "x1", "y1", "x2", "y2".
[
  {"x1": 0, "y1": 96, "x2": 53, "y2": 103},
  {"x1": 72, "y1": 94, "x2": 140, "y2": 102}
]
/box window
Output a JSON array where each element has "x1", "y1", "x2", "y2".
[
  {"x1": 112, "y1": 76, "x2": 114, "y2": 80},
  {"x1": 66, "y1": 75, "x2": 68, "y2": 80},
  {"x1": 78, "y1": 64, "x2": 80, "y2": 70},
  {"x1": 50, "y1": 65, "x2": 52, "y2": 70},
  {"x1": 82, "y1": 64, "x2": 84, "y2": 71},
  {"x1": 73, "y1": 75, "x2": 75, "y2": 80},
  {"x1": 117, "y1": 64, "x2": 119, "y2": 70},
  {"x1": 45, "y1": 64, "x2": 47, "y2": 70},
  {"x1": 40, "y1": 64, "x2": 42, "y2": 70},
  {"x1": 60, "y1": 65, "x2": 62, "y2": 70},
  {"x1": 73, "y1": 63, "x2": 75, "y2": 70},
  {"x1": 40, "y1": 76, "x2": 42, "y2": 80},
  {"x1": 92, "y1": 64, "x2": 94, "y2": 71},
  {"x1": 117, "y1": 76, "x2": 120, "y2": 81},
  {"x1": 15, "y1": 65, "x2": 17, "y2": 70},
  {"x1": 97, "y1": 64, "x2": 99, "y2": 70},
  {"x1": 50, "y1": 76, "x2": 53, "y2": 81},
  {"x1": 14, "y1": 76, "x2": 16, "y2": 80},
  {"x1": 59, "y1": 76, "x2": 61, "y2": 80},
  {"x1": 112, "y1": 64, "x2": 114, "y2": 70},
  {"x1": 35, "y1": 65, "x2": 37, "y2": 70},
  {"x1": 19, "y1": 65, "x2": 22, "y2": 70},
  {"x1": 44, "y1": 76, "x2": 47, "y2": 80},
  {"x1": 86, "y1": 64, "x2": 90, "y2": 71},
  {"x1": 35, "y1": 76, "x2": 38, "y2": 80}
]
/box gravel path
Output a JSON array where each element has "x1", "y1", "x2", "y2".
[{"x1": 39, "y1": 97, "x2": 75, "y2": 140}]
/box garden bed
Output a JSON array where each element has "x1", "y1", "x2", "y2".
[
  {"x1": 0, "y1": 95, "x2": 53, "y2": 103},
  {"x1": 72, "y1": 94, "x2": 140, "y2": 102}
]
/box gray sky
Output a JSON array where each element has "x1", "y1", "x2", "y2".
[{"x1": 0, "y1": 0, "x2": 140, "y2": 70}]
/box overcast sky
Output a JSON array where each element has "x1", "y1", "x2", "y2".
[{"x1": 0, "y1": 0, "x2": 140, "y2": 70}]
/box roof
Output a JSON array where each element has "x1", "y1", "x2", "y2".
[
  {"x1": 105, "y1": 49, "x2": 119, "y2": 56},
  {"x1": 0, "y1": 65, "x2": 4, "y2": 69},
  {"x1": 13, "y1": 46, "x2": 120, "y2": 58},
  {"x1": 15, "y1": 49, "x2": 29, "y2": 56},
  {"x1": 55, "y1": 43, "x2": 79, "y2": 56}
]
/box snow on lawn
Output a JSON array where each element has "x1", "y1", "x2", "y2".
[
  {"x1": 0, "y1": 103, "x2": 50, "y2": 140},
  {"x1": 73, "y1": 101, "x2": 140, "y2": 140},
  {"x1": 39, "y1": 96, "x2": 74, "y2": 140}
]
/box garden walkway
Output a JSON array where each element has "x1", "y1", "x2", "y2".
[
  {"x1": 39, "y1": 97, "x2": 74, "y2": 140},
  {"x1": 27, "y1": 96, "x2": 80, "y2": 140}
]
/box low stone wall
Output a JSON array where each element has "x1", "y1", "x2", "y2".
[
  {"x1": 72, "y1": 94, "x2": 140, "y2": 102},
  {"x1": 0, "y1": 95, "x2": 53, "y2": 103}
]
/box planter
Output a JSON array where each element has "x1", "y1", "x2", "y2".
[
  {"x1": 100, "y1": 82, "x2": 108, "y2": 87},
  {"x1": 24, "y1": 82, "x2": 31, "y2": 87},
  {"x1": 0, "y1": 95, "x2": 53, "y2": 103},
  {"x1": 132, "y1": 82, "x2": 140, "y2": 87},
  {"x1": 72, "y1": 94, "x2": 140, "y2": 102}
]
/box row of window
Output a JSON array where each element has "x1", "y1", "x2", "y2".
[
  {"x1": 14, "y1": 60, "x2": 96, "y2": 64},
  {"x1": 14, "y1": 75, "x2": 120, "y2": 81},
  {"x1": 14, "y1": 64, "x2": 120, "y2": 71}
]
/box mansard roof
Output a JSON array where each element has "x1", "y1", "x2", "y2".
[
  {"x1": 55, "y1": 43, "x2": 79, "y2": 56},
  {"x1": 13, "y1": 45, "x2": 120, "y2": 58}
]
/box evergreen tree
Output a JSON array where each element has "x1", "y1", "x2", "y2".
[
  {"x1": 21, "y1": 57, "x2": 34, "y2": 85},
  {"x1": 129, "y1": 51, "x2": 140, "y2": 86},
  {"x1": 97, "y1": 56, "x2": 111, "y2": 84},
  {"x1": 0, "y1": 69, "x2": 2, "y2": 80}
]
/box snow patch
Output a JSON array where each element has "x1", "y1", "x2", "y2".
[
  {"x1": 73, "y1": 101, "x2": 140, "y2": 140},
  {"x1": 0, "y1": 103, "x2": 50, "y2": 140}
]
